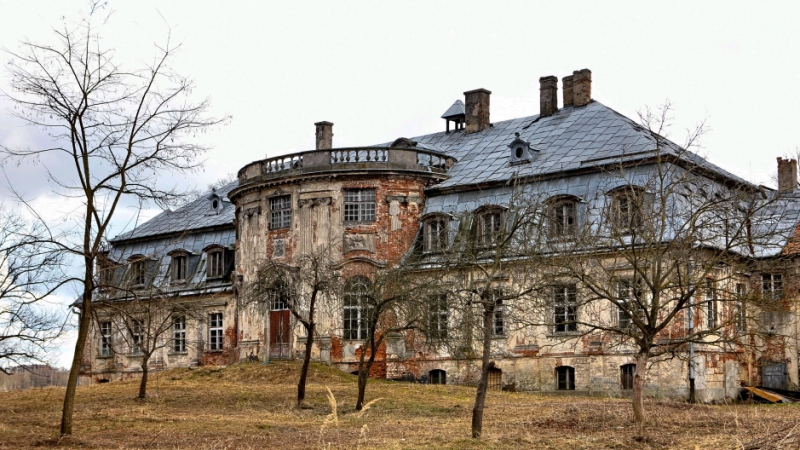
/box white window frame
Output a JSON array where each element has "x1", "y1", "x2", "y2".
[
  {"x1": 131, "y1": 320, "x2": 143, "y2": 355},
  {"x1": 343, "y1": 189, "x2": 376, "y2": 223},
  {"x1": 553, "y1": 284, "x2": 577, "y2": 333},
  {"x1": 269, "y1": 195, "x2": 292, "y2": 230},
  {"x1": 207, "y1": 249, "x2": 224, "y2": 278},
  {"x1": 424, "y1": 217, "x2": 448, "y2": 253},
  {"x1": 208, "y1": 313, "x2": 223, "y2": 351},
  {"x1": 173, "y1": 316, "x2": 186, "y2": 353},
  {"x1": 100, "y1": 321, "x2": 113, "y2": 357}
]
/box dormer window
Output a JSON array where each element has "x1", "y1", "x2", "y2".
[
  {"x1": 423, "y1": 216, "x2": 449, "y2": 253},
  {"x1": 209, "y1": 189, "x2": 223, "y2": 215},
  {"x1": 476, "y1": 207, "x2": 506, "y2": 247},
  {"x1": 170, "y1": 252, "x2": 188, "y2": 284},
  {"x1": 207, "y1": 247, "x2": 225, "y2": 278},
  {"x1": 128, "y1": 256, "x2": 147, "y2": 287},
  {"x1": 508, "y1": 132, "x2": 536, "y2": 164}
]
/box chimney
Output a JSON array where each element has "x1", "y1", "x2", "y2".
[
  {"x1": 572, "y1": 69, "x2": 592, "y2": 107},
  {"x1": 777, "y1": 157, "x2": 797, "y2": 192},
  {"x1": 562, "y1": 75, "x2": 574, "y2": 107},
  {"x1": 315, "y1": 121, "x2": 333, "y2": 150},
  {"x1": 464, "y1": 88, "x2": 491, "y2": 134},
  {"x1": 539, "y1": 76, "x2": 558, "y2": 118}
]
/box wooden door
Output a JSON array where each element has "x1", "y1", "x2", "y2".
[
  {"x1": 269, "y1": 309, "x2": 291, "y2": 359},
  {"x1": 488, "y1": 368, "x2": 502, "y2": 391}
]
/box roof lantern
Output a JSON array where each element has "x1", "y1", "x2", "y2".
[{"x1": 441, "y1": 99, "x2": 465, "y2": 134}]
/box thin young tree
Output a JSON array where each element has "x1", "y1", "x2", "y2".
[
  {"x1": 0, "y1": 204, "x2": 66, "y2": 373},
  {"x1": 2, "y1": 4, "x2": 227, "y2": 434},
  {"x1": 244, "y1": 245, "x2": 342, "y2": 407},
  {"x1": 539, "y1": 102, "x2": 794, "y2": 438}
]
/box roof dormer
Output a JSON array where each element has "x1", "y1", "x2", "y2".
[
  {"x1": 508, "y1": 133, "x2": 537, "y2": 164},
  {"x1": 209, "y1": 189, "x2": 223, "y2": 215}
]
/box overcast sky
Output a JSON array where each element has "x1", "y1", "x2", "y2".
[{"x1": 1, "y1": 1, "x2": 799, "y2": 367}]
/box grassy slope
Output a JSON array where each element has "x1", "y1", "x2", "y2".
[{"x1": 1, "y1": 361, "x2": 799, "y2": 449}]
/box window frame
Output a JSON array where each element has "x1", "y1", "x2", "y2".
[
  {"x1": 100, "y1": 321, "x2": 113, "y2": 357},
  {"x1": 735, "y1": 283, "x2": 746, "y2": 332},
  {"x1": 549, "y1": 198, "x2": 578, "y2": 238},
  {"x1": 129, "y1": 257, "x2": 146, "y2": 287},
  {"x1": 173, "y1": 316, "x2": 186, "y2": 353},
  {"x1": 269, "y1": 194, "x2": 292, "y2": 230},
  {"x1": 171, "y1": 253, "x2": 188, "y2": 284},
  {"x1": 477, "y1": 207, "x2": 506, "y2": 247},
  {"x1": 482, "y1": 290, "x2": 505, "y2": 337},
  {"x1": 620, "y1": 363, "x2": 636, "y2": 390},
  {"x1": 343, "y1": 189, "x2": 376, "y2": 223},
  {"x1": 617, "y1": 277, "x2": 644, "y2": 329},
  {"x1": 556, "y1": 366, "x2": 575, "y2": 390},
  {"x1": 762, "y1": 273, "x2": 783, "y2": 300},
  {"x1": 608, "y1": 186, "x2": 648, "y2": 233},
  {"x1": 428, "y1": 294, "x2": 448, "y2": 339},
  {"x1": 131, "y1": 319, "x2": 143, "y2": 355},
  {"x1": 553, "y1": 284, "x2": 578, "y2": 333},
  {"x1": 208, "y1": 312, "x2": 223, "y2": 351},
  {"x1": 343, "y1": 277, "x2": 373, "y2": 340},
  {"x1": 207, "y1": 248, "x2": 225, "y2": 279},
  {"x1": 423, "y1": 216, "x2": 449, "y2": 253},
  {"x1": 705, "y1": 279, "x2": 718, "y2": 329}
]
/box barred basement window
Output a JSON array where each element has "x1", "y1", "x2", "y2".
[
  {"x1": 621, "y1": 364, "x2": 636, "y2": 390},
  {"x1": 100, "y1": 321, "x2": 113, "y2": 357},
  {"x1": 343, "y1": 189, "x2": 376, "y2": 223},
  {"x1": 270, "y1": 195, "x2": 292, "y2": 230},
  {"x1": 207, "y1": 249, "x2": 224, "y2": 278},
  {"x1": 208, "y1": 313, "x2": 223, "y2": 351},
  {"x1": 553, "y1": 284, "x2": 577, "y2": 333},
  {"x1": 173, "y1": 316, "x2": 186, "y2": 352}
]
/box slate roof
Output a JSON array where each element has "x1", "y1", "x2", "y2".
[
  {"x1": 400, "y1": 101, "x2": 748, "y2": 190},
  {"x1": 112, "y1": 181, "x2": 238, "y2": 242}
]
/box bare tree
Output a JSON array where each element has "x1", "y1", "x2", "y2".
[
  {"x1": 244, "y1": 245, "x2": 342, "y2": 407},
  {"x1": 538, "y1": 102, "x2": 794, "y2": 437},
  {"x1": 2, "y1": 4, "x2": 227, "y2": 435},
  {"x1": 0, "y1": 205, "x2": 66, "y2": 373},
  {"x1": 418, "y1": 188, "x2": 550, "y2": 439}
]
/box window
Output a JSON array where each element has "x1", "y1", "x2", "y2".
[
  {"x1": 100, "y1": 321, "x2": 113, "y2": 357},
  {"x1": 705, "y1": 279, "x2": 717, "y2": 329},
  {"x1": 208, "y1": 313, "x2": 223, "y2": 351},
  {"x1": 270, "y1": 195, "x2": 292, "y2": 230},
  {"x1": 97, "y1": 254, "x2": 116, "y2": 288},
  {"x1": 550, "y1": 199, "x2": 577, "y2": 237},
  {"x1": 478, "y1": 209, "x2": 505, "y2": 246},
  {"x1": 735, "y1": 283, "x2": 746, "y2": 331},
  {"x1": 173, "y1": 316, "x2": 186, "y2": 352},
  {"x1": 620, "y1": 364, "x2": 636, "y2": 390},
  {"x1": 556, "y1": 366, "x2": 575, "y2": 390},
  {"x1": 428, "y1": 294, "x2": 448, "y2": 339},
  {"x1": 343, "y1": 277, "x2": 373, "y2": 340},
  {"x1": 617, "y1": 278, "x2": 643, "y2": 329},
  {"x1": 610, "y1": 187, "x2": 647, "y2": 232},
  {"x1": 269, "y1": 282, "x2": 290, "y2": 311},
  {"x1": 207, "y1": 249, "x2": 224, "y2": 278},
  {"x1": 343, "y1": 189, "x2": 376, "y2": 223},
  {"x1": 424, "y1": 217, "x2": 448, "y2": 253},
  {"x1": 553, "y1": 284, "x2": 577, "y2": 333},
  {"x1": 131, "y1": 320, "x2": 143, "y2": 355},
  {"x1": 172, "y1": 254, "x2": 188, "y2": 283},
  {"x1": 482, "y1": 290, "x2": 505, "y2": 336},
  {"x1": 130, "y1": 259, "x2": 146, "y2": 286},
  {"x1": 429, "y1": 369, "x2": 447, "y2": 385},
  {"x1": 762, "y1": 273, "x2": 782, "y2": 300}
]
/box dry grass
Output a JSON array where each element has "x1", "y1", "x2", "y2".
[{"x1": 1, "y1": 361, "x2": 800, "y2": 449}]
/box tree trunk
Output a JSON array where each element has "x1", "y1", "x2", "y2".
[
  {"x1": 138, "y1": 355, "x2": 149, "y2": 399},
  {"x1": 60, "y1": 288, "x2": 93, "y2": 435},
  {"x1": 471, "y1": 308, "x2": 494, "y2": 439},
  {"x1": 297, "y1": 322, "x2": 314, "y2": 406},
  {"x1": 632, "y1": 351, "x2": 649, "y2": 438},
  {"x1": 356, "y1": 337, "x2": 379, "y2": 411}
]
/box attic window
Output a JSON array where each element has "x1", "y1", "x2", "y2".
[
  {"x1": 508, "y1": 133, "x2": 535, "y2": 164},
  {"x1": 209, "y1": 188, "x2": 222, "y2": 214}
]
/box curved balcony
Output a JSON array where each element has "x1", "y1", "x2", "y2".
[{"x1": 237, "y1": 146, "x2": 457, "y2": 185}]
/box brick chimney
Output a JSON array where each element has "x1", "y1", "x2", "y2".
[
  {"x1": 539, "y1": 76, "x2": 558, "y2": 118},
  {"x1": 315, "y1": 121, "x2": 333, "y2": 150},
  {"x1": 464, "y1": 88, "x2": 491, "y2": 134},
  {"x1": 777, "y1": 157, "x2": 797, "y2": 192},
  {"x1": 562, "y1": 75, "x2": 574, "y2": 107},
  {"x1": 572, "y1": 69, "x2": 592, "y2": 107}
]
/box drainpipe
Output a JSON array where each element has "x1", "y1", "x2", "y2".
[{"x1": 688, "y1": 261, "x2": 696, "y2": 403}]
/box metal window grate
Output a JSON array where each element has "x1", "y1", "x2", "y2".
[
  {"x1": 343, "y1": 189, "x2": 376, "y2": 222},
  {"x1": 270, "y1": 195, "x2": 292, "y2": 230}
]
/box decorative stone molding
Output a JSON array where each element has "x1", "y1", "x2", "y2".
[
  {"x1": 343, "y1": 232, "x2": 375, "y2": 254},
  {"x1": 385, "y1": 195, "x2": 422, "y2": 204},
  {"x1": 273, "y1": 238, "x2": 286, "y2": 258},
  {"x1": 298, "y1": 196, "x2": 332, "y2": 208}
]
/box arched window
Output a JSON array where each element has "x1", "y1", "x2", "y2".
[
  {"x1": 620, "y1": 363, "x2": 636, "y2": 390},
  {"x1": 343, "y1": 276, "x2": 373, "y2": 340},
  {"x1": 556, "y1": 366, "x2": 575, "y2": 390},
  {"x1": 429, "y1": 369, "x2": 447, "y2": 385}
]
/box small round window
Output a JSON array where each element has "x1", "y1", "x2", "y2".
[
  {"x1": 212, "y1": 199, "x2": 219, "y2": 210},
  {"x1": 515, "y1": 146, "x2": 524, "y2": 159}
]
